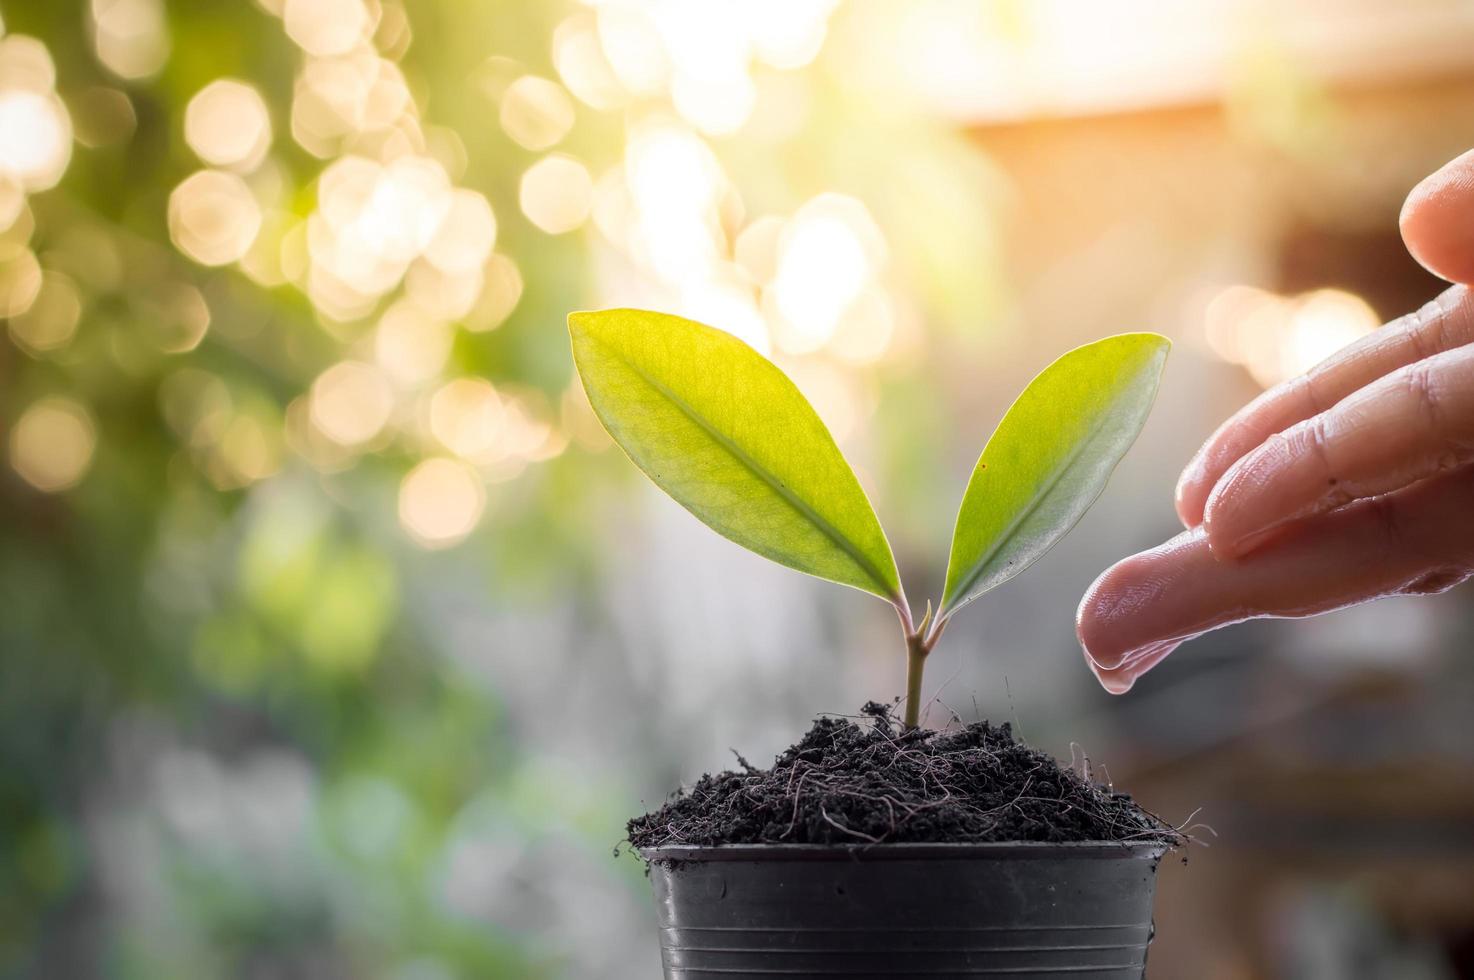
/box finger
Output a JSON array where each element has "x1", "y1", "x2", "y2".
[
  {"x1": 1077, "y1": 467, "x2": 1474, "y2": 684},
  {"x1": 1085, "y1": 639, "x2": 1181, "y2": 695},
  {"x1": 1174, "y1": 284, "x2": 1474, "y2": 527},
  {"x1": 1203, "y1": 343, "x2": 1474, "y2": 558},
  {"x1": 1401, "y1": 148, "x2": 1474, "y2": 284}
]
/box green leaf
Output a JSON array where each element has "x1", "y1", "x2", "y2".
[
  {"x1": 568, "y1": 309, "x2": 901, "y2": 602},
  {"x1": 941, "y1": 333, "x2": 1170, "y2": 615}
]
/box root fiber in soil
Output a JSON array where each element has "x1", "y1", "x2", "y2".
[{"x1": 628, "y1": 703, "x2": 1181, "y2": 849}]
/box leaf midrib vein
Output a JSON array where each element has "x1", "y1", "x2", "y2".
[
  {"x1": 603, "y1": 341, "x2": 896, "y2": 599},
  {"x1": 946, "y1": 405, "x2": 1119, "y2": 609}
]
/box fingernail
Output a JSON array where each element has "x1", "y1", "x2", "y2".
[
  {"x1": 1173, "y1": 466, "x2": 1204, "y2": 528},
  {"x1": 1215, "y1": 521, "x2": 1286, "y2": 559}
]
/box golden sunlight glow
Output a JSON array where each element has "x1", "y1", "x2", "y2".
[
  {"x1": 746, "y1": 0, "x2": 838, "y2": 71},
  {"x1": 90, "y1": 0, "x2": 170, "y2": 80},
  {"x1": 397, "y1": 457, "x2": 485, "y2": 548},
  {"x1": 584, "y1": 0, "x2": 841, "y2": 135},
  {"x1": 428, "y1": 378, "x2": 504, "y2": 461},
  {"x1": 309, "y1": 360, "x2": 395, "y2": 446},
  {"x1": 623, "y1": 118, "x2": 723, "y2": 282},
  {"x1": 7, "y1": 270, "x2": 81, "y2": 355},
  {"x1": 1282, "y1": 289, "x2": 1380, "y2": 380},
  {"x1": 10, "y1": 396, "x2": 97, "y2": 493},
  {"x1": 185, "y1": 79, "x2": 273, "y2": 171},
  {"x1": 283, "y1": 0, "x2": 373, "y2": 58},
  {"x1": 519, "y1": 155, "x2": 593, "y2": 235},
  {"x1": 499, "y1": 75, "x2": 576, "y2": 152},
  {"x1": 1204, "y1": 285, "x2": 1379, "y2": 389},
  {"x1": 169, "y1": 170, "x2": 263, "y2": 267},
  {"x1": 767, "y1": 194, "x2": 885, "y2": 355}
]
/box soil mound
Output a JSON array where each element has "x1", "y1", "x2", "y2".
[{"x1": 629, "y1": 703, "x2": 1181, "y2": 848}]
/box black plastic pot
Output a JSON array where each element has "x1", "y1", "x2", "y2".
[{"x1": 642, "y1": 841, "x2": 1167, "y2": 978}]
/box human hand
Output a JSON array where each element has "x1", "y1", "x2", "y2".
[{"x1": 1076, "y1": 149, "x2": 1474, "y2": 693}]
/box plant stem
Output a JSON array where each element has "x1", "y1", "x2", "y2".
[{"x1": 903, "y1": 631, "x2": 928, "y2": 729}]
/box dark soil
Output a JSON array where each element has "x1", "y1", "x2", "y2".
[{"x1": 628, "y1": 702, "x2": 1182, "y2": 849}]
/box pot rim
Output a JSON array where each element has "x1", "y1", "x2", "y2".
[{"x1": 639, "y1": 840, "x2": 1172, "y2": 862}]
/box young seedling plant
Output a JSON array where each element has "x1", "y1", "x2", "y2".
[{"x1": 569, "y1": 310, "x2": 1169, "y2": 729}]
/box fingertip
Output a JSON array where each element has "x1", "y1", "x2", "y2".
[
  {"x1": 1083, "y1": 645, "x2": 1134, "y2": 694},
  {"x1": 1201, "y1": 454, "x2": 1264, "y2": 560},
  {"x1": 1077, "y1": 552, "x2": 1161, "y2": 670},
  {"x1": 1076, "y1": 566, "x2": 1127, "y2": 670},
  {"x1": 1096, "y1": 640, "x2": 1184, "y2": 694},
  {"x1": 1174, "y1": 463, "x2": 1208, "y2": 528},
  {"x1": 1401, "y1": 149, "x2": 1474, "y2": 285}
]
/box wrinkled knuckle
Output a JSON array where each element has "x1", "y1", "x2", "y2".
[
  {"x1": 1406, "y1": 361, "x2": 1444, "y2": 429},
  {"x1": 1290, "y1": 373, "x2": 1325, "y2": 416},
  {"x1": 1406, "y1": 297, "x2": 1447, "y2": 361},
  {"x1": 1301, "y1": 416, "x2": 1335, "y2": 478}
]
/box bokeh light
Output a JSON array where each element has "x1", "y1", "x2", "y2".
[
  {"x1": 428, "y1": 378, "x2": 503, "y2": 461},
  {"x1": 766, "y1": 194, "x2": 886, "y2": 355},
  {"x1": 0, "y1": 247, "x2": 43, "y2": 319},
  {"x1": 520, "y1": 154, "x2": 593, "y2": 234},
  {"x1": 168, "y1": 170, "x2": 263, "y2": 266},
  {"x1": 397, "y1": 457, "x2": 484, "y2": 547},
  {"x1": 552, "y1": 14, "x2": 626, "y2": 111},
  {"x1": 9, "y1": 396, "x2": 96, "y2": 492},
  {"x1": 282, "y1": 0, "x2": 373, "y2": 58},
  {"x1": 185, "y1": 79, "x2": 273, "y2": 171},
  {"x1": 423, "y1": 188, "x2": 497, "y2": 275},
  {"x1": 1204, "y1": 285, "x2": 1380, "y2": 388},
  {"x1": 90, "y1": 0, "x2": 171, "y2": 80},
  {"x1": 7, "y1": 270, "x2": 82, "y2": 355},
  {"x1": 499, "y1": 75, "x2": 577, "y2": 151},
  {"x1": 374, "y1": 299, "x2": 453, "y2": 386},
  {"x1": 310, "y1": 360, "x2": 395, "y2": 447},
  {"x1": 0, "y1": 36, "x2": 73, "y2": 192}
]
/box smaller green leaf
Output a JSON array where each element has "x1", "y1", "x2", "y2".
[
  {"x1": 569, "y1": 309, "x2": 901, "y2": 602},
  {"x1": 941, "y1": 333, "x2": 1170, "y2": 615}
]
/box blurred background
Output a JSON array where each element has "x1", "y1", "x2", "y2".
[{"x1": 3, "y1": 0, "x2": 1474, "y2": 976}]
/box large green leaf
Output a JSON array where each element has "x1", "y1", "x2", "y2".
[
  {"x1": 941, "y1": 333, "x2": 1170, "y2": 614},
  {"x1": 568, "y1": 309, "x2": 901, "y2": 601}
]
